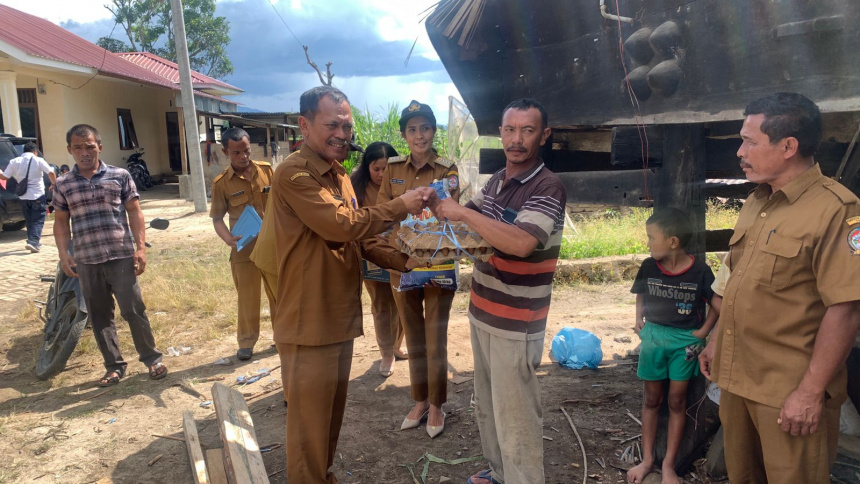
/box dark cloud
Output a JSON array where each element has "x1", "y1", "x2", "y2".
[
  {"x1": 59, "y1": 0, "x2": 457, "y2": 113},
  {"x1": 217, "y1": 0, "x2": 443, "y2": 94}
]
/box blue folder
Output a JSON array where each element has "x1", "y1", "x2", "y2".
[{"x1": 231, "y1": 205, "x2": 262, "y2": 252}]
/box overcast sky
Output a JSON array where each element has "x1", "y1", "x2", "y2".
[{"x1": 3, "y1": 0, "x2": 462, "y2": 121}]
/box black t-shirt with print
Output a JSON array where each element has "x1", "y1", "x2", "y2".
[{"x1": 630, "y1": 256, "x2": 715, "y2": 330}]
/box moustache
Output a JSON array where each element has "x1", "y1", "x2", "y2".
[
  {"x1": 739, "y1": 162, "x2": 752, "y2": 169},
  {"x1": 505, "y1": 145, "x2": 527, "y2": 152}
]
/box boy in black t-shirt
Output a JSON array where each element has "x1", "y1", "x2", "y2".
[{"x1": 627, "y1": 208, "x2": 717, "y2": 484}]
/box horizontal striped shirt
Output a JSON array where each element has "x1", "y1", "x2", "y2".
[{"x1": 465, "y1": 161, "x2": 566, "y2": 340}]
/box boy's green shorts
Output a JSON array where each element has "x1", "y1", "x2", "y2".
[{"x1": 637, "y1": 321, "x2": 705, "y2": 381}]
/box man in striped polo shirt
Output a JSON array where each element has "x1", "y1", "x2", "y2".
[{"x1": 435, "y1": 98, "x2": 566, "y2": 484}]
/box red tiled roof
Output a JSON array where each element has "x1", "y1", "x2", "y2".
[
  {"x1": 0, "y1": 4, "x2": 240, "y2": 101},
  {"x1": 118, "y1": 52, "x2": 242, "y2": 92},
  {"x1": 0, "y1": 4, "x2": 177, "y2": 90}
]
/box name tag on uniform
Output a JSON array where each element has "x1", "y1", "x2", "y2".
[
  {"x1": 391, "y1": 178, "x2": 405, "y2": 185},
  {"x1": 230, "y1": 190, "x2": 245, "y2": 197}
]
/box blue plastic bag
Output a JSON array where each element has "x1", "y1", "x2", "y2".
[{"x1": 551, "y1": 327, "x2": 603, "y2": 370}]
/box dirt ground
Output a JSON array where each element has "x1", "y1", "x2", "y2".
[{"x1": 0, "y1": 186, "x2": 723, "y2": 484}]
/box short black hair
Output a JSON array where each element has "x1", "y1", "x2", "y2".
[
  {"x1": 743, "y1": 92, "x2": 822, "y2": 158},
  {"x1": 300, "y1": 86, "x2": 349, "y2": 120},
  {"x1": 221, "y1": 127, "x2": 250, "y2": 148},
  {"x1": 66, "y1": 124, "x2": 101, "y2": 146},
  {"x1": 503, "y1": 98, "x2": 549, "y2": 130},
  {"x1": 60, "y1": 164, "x2": 70, "y2": 172},
  {"x1": 22, "y1": 142, "x2": 38, "y2": 153},
  {"x1": 646, "y1": 207, "x2": 693, "y2": 249}
]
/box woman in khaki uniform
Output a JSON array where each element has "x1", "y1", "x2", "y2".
[
  {"x1": 378, "y1": 101, "x2": 460, "y2": 438},
  {"x1": 351, "y1": 141, "x2": 408, "y2": 377}
]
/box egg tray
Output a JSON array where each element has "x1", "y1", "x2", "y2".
[{"x1": 396, "y1": 221, "x2": 492, "y2": 265}]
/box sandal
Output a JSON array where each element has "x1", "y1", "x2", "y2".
[
  {"x1": 97, "y1": 368, "x2": 124, "y2": 387},
  {"x1": 468, "y1": 469, "x2": 502, "y2": 484},
  {"x1": 149, "y1": 362, "x2": 168, "y2": 380}
]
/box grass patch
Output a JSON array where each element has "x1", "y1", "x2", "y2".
[
  {"x1": 561, "y1": 202, "x2": 739, "y2": 260},
  {"x1": 50, "y1": 231, "x2": 248, "y2": 366}
]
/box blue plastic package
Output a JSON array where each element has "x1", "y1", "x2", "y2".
[{"x1": 551, "y1": 327, "x2": 603, "y2": 370}]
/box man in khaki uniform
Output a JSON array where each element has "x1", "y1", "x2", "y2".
[
  {"x1": 210, "y1": 127, "x2": 274, "y2": 361},
  {"x1": 250, "y1": 193, "x2": 278, "y2": 325},
  {"x1": 699, "y1": 92, "x2": 860, "y2": 483},
  {"x1": 271, "y1": 86, "x2": 432, "y2": 484}
]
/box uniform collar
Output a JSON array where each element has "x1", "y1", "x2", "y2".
[
  {"x1": 226, "y1": 161, "x2": 259, "y2": 180},
  {"x1": 407, "y1": 152, "x2": 438, "y2": 168},
  {"x1": 301, "y1": 145, "x2": 346, "y2": 176},
  {"x1": 752, "y1": 163, "x2": 822, "y2": 204}
]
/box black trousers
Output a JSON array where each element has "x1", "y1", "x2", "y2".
[{"x1": 77, "y1": 257, "x2": 162, "y2": 372}]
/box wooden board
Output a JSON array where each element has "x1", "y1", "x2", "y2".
[
  {"x1": 183, "y1": 411, "x2": 209, "y2": 484},
  {"x1": 206, "y1": 448, "x2": 230, "y2": 484},
  {"x1": 838, "y1": 433, "x2": 860, "y2": 461},
  {"x1": 211, "y1": 383, "x2": 268, "y2": 484}
]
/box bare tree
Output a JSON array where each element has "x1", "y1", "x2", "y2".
[{"x1": 303, "y1": 45, "x2": 334, "y2": 86}]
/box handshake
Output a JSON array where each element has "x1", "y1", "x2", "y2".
[
  {"x1": 397, "y1": 186, "x2": 441, "y2": 215},
  {"x1": 397, "y1": 187, "x2": 467, "y2": 222}
]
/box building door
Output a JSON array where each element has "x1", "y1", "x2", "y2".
[
  {"x1": 17, "y1": 89, "x2": 41, "y2": 151},
  {"x1": 166, "y1": 112, "x2": 182, "y2": 172}
]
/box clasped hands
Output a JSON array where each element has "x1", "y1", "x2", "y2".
[{"x1": 397, "y1": 188, "x2": 468, "y2": 221}]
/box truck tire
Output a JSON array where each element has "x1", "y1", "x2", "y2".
[{"x1": 35, "y1": 296, "x2": 87, "y2": 380}]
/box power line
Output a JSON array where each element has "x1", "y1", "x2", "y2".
[
  {"x1": 268, "y1": 1, "x2": 304, "y2": 49},
  {"x1": 49, "y1": 20, "x2": 121, "y2": 91}
]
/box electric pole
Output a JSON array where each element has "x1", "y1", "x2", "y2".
[{"x1": 169, "y1": 0, "x2": 207, "y2": 212}]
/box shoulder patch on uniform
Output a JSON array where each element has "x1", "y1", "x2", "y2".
[
  {"x1": 435, "y1": 157, "x2": 453, "y2": 168},
  {"x1": 849, "y1": 226, "x2": 860, "y2": 255},
  {"x1": 290, "y1": 172, "x2": 311, "y2": 181},
  {"x1": 212, "y1": 171, "x2": 227, "y2": 184},
  {"x1": 254, "y1": 160, "x2": 272, "y2": 167},
  {"x1": 846, "y1": 216, "x2": 860, "y2": 226},
  {"x1": 823, "y1": 181, "x2": 859, "y2": 205},
  {"x1": 388, "y1": 156, "x2": 407, "y2": 164}
]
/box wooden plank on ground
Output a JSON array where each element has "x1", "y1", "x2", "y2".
[
  {"x1": 838, "y1": 433, "x2": 860, "y2": 461},
  {"x1": 183, "y1": 411, "x2": 209, "y2": 484},
  {"x1": 211, "y1": 382, "x2": 268, "y2": 484},
  {"x1": 206, "y1": 448, "x2": 230, "y2": 484}
]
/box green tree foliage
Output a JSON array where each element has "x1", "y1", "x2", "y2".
[
  {"x1": 344, "y1": 104, "x2": 449, "y2": 174},
  {"x1": 104, "y1": 0, "x2": 233, "y2": 79},
  {"x1": 97, "y1": 37, "x2": 132, "y2": 53}
]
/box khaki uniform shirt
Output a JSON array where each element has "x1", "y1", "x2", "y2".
[
  {"x1": 272, "y1": 146, "x2": 410, "y2": 346},
  {"x1": 377, "y1": 153, "x2": 461, "y2": 285},
  {"x1": 210, "y1": 161, "x2": 273, "y2": 263},
  {"x1": 713, "y1": 164, "x2": 860, "y2": 408},
  {"x1": 250, "y1": 192, "x2": 277, "y2": 276}
]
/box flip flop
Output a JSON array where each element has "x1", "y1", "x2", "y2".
[
  {"x1": 97, "y1": 368, "x2": 124, "y2": 387},
  {"x1": 468, "y1": 469, "x2": 502, "y2": 484},
  {"x1": 149, "y1": 362, "x2": 168, "y2": 380}
]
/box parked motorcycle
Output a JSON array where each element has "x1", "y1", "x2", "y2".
[
  {"x1": 125, "y1": 149, "x2": 154, "y2": 191},
  {"x1": 34, "y1": 218, "x2": 169, "y2": 379}
]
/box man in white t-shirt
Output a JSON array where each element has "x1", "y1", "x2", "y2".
[{"x1": 0, "y1": 142, "x2": 56, "y2": 252}]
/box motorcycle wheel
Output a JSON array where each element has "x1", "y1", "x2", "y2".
[
  {"x1": 35, "y1": 296, "x2": 88, "y2": 380},
  {"x1": 132, "y1": 169, "x2": 148, "y2": 191}
]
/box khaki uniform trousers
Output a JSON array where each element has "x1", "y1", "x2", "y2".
[
  {"x1": 393, "y1": 286, "x2": 454, "y2": 406},
  {"x1": 364, "y1": 280, "x2": 404, "y2": 358},
  {"x1": 277, "y1": 339, "x2": 354, "y2": 484},
  {"x1": 720, "y1": 389, "x2": 841, "y2": 484},
  {"x1": 471, "y1": 323, "x2": 545, "y2": 484},
  {"x1": 260, "y1": 269, "x2": 278, "y2": 324},
  {"x1": 230, "y1": 259, "x2": 267, "y2": 349}
]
